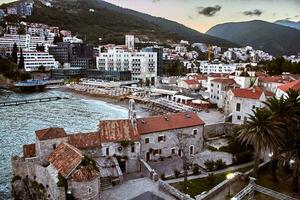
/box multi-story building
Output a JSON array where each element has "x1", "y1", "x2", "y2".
[
  {"x1": 226, "y1": 87, "x2": 270, "y2": 124},
  {"x1": 125, "y1": 35, "x2": 135, "y2": 50},
  {"x1": 142, "y1": 46, "x2": 163, "y2": 77},
  {"x1": 96, "y1": 47, "x2": 157, "y2": 85},
  {"x1": 49, "y1": 42, "x2": 70, "y2": 64},
  {"x1": 209, "y1": 78, "x2": 239, "y2": 108},
  {"x1": 17, "y1": 51, "x2": 59, "y2": 71},
  {"x1": 275, "y1": 80, "x2": 300, "y2": 99},
  {"x1": 70, "y1": 43, "x2": 94, "y2": 68}
]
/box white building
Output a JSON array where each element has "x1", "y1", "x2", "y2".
[
  {"x1": 125, "y1": 35, "x2": 135, "y2": 50},
  {"x1": 200, "y1": 62, "x2": 238, "y2": 74},
  {"x1": 209, "y1": 78, "x2": 238, "y2": 108},
  {"x1": 226, "y1": 88, "x2": 268, "y2": 124},
  {"x1": 275, "y1": 80, "x2": 300, "y2": 99},
  {"x1": 18, "y1": 51, "x2": 59, "y2": 71},
  {"x1": 96, "y1": 47, "x2": 157, "y2": 85}
]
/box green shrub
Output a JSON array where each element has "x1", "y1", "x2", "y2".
[
  {"x1": 233, "y1": 151, "x2": 253, "y2": 165},
  {"x1": 192, "y1": 164, "x2": 200, "y2": 175},
  {"x1": 207, "y1": 173, "x2": 215, "y2": 186},
  {"x1": 57, "y1": 174, "x2": 67, "y2": 187},
  {"x1": 12, "y1": 175, "x2": 22, "y2": 183},
  {"x1": 160, "y1": 173, "x2": 165, "y2": 180},
  {"x1": 204, "y1": 160, "x2": 215, "y2": 172},
  {"x1": 215, "y1": 159, "x2": 227, "y2": 170},
  {"x1": 174, "y1": 169, "x2": 180, "y2": 178}
]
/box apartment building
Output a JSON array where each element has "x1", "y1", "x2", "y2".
[
  {"x1": 17, "y1": 51, "x2": 59, "y2": 71},
  {"x1": 96, "y1": 47, "x2": 157, "y2": 85}
]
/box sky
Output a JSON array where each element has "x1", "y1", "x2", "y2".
[
  {"x1": 104, "y1": 0, "x2": 300, "y2": 32},
  {"x1": 0, "y1": 0, "x2": 299, "y2": 33}
]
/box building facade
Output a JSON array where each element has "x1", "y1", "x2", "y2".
[{"x1": 18, "y1": 51, "x2": 59, "y2": 71}]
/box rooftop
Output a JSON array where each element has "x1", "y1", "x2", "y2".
[
  {"x1": 232, "y1": 88, "x2": 263, "y2": 100},
  {"x1": 137, "y1": 112, "x2": 204, "y2": 135},
  {"x1": 36, "y1": 127, "x2": 67, "y2": 141},
  {"x1": 68, "y1": 132, "x2": 101, "y2": 149},
  {"x1": 183, "y1": 79, "x2": 199, "y2": 85},
  {"x1": 211, "y1": 78, "x2": 236, "y2": 85},
  {"x1": 49, "y1": 143, "x2": 84, "y2": 178},
  {"x1": 278, "y1": 80, "x2": 300, "y2": 92},
  {"x1": 99, "y1": 119, "x2": 140, "y2": 142}
]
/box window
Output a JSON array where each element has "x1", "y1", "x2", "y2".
[
  {"x1": 106, "y1": 147, "x2": 109, "y2": 156},
  {"x1": 158, "y1": 135, "x2": 166, "y2": 142},
  {"x1": 171, "y1": 148, "x2": 176, "y2": 155},
  {"x1": 193, "y1": 129, "x2": 198, "y2": 135},
  {"x1": 190, "y1": 146, "x2": 194, "y2": 155},
  {"x1": 252, "y1": 105, "x2": 255, "y2": 109},
  {"x1": 244, "y1": 117, "x2": 247, "y2": 121},
  {"x1": 178, "y1": 149, "x2": 182, "y2": 157},
  {"x1": 153, "y1": 149, "x2": 162, "y2": 155},
  {"x1": 53, "y1": 144, "x2": 56, "y2": 150},
  {"x1": 236, "y1": 103, "x2": 241, "y2": 111},
  {"x1": 145, "y1": 138, "x2": 150, "y2": 144},
  {"x1": 88, "y1": 187, "x2": 92, "y2": 194},
  {"x1": 237, "y1": 115, "x2": 241, "y2": 120},
  {"x1": 131, "y1": 145, "x2": 135, "y2": 153}
]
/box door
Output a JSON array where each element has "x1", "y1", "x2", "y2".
[{"x1": 146, "y1": 152, "x2": 150, "y2": 161}]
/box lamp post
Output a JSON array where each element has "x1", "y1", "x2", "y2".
[{"x1": 226, "y1": 173, "x2": 235, "y2": 197}]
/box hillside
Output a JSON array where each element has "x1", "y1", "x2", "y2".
[
  {"x1": 9, "y1": 0, "x2": 236, "y2": 46},
  {"x1": 206, "y1": 20, "x2": 300, "y2": 56},
  {"x1": 275, "y1": 20, "x2": 300, "y2": 30}
]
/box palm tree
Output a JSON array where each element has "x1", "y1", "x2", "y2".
[
  {"x1": 263, "y1": 96, "x2": 292, "y2": 181},
  {"x1": 237, "y1": 108, "x2": 284, "y2": 178}
]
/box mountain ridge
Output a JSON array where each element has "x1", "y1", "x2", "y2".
[{"x1": 206, "y1": 20, "x2": 300, "y2": 56}]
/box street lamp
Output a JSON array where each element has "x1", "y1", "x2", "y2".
[{"x1": 226, "y1": 173, "x2": 235, "y2": 197}]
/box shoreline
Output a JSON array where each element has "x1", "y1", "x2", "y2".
[{"x1": 59, "y1": 86, "x2": 155, "y2": 117}]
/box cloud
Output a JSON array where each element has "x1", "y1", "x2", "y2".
[
  {"x1": 196, "y1": 5, "x2": 221, "y2": 17},
  {"x1": 243, "y1": 9, "x2": 263, "y2": 16}
]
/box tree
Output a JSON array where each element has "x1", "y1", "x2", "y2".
[
  {"x1": 18, "y1": 48, "x2": 24, "y2": 70},
  {"x1": 53, "y1": 34, "x2": 63, "y2": 44},
  {"x1": 175, "y1": 130, "x2": 195, "y2": 193},
  {"x1": 237, "y1": 108, "x2": 284, "y2": 178},
  {"x1": 11, "y1": 43, "x2": 18, "y2": 63},
  {"x1": 38, "y1": 65, "x2": 45, "y2": 72},
  {"x1": 145, "y1": 78, "x2": 150, "y2": 87},
  {"x1": 17, "y1": 26, "x2": 26, "y2": 35}
]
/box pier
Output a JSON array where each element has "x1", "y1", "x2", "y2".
[{"x1": 0, "y1": 97, "x2": 69, "y2": 107}]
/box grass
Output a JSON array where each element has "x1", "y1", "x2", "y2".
[{"x1": 171, "y1": 165, "x2": 253, "y2": 198}]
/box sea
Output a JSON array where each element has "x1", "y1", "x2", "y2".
[{"x1": 0, "y1": 89, "x2": 130, "y2": 199}]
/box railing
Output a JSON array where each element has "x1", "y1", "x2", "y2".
[
  {"x1": 159, "y1": 180, "x2": 194, "y2": 200},
  {"x1": 254, "y1": 185, "x2": 298, "y2": 200},
  {"x1": 0, "y1": 96, "x2": 68, "y2": 107}
]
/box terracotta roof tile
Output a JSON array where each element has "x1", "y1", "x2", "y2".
[
  {"x1": 36, "y1": 128, "x2": 67, "y2": 141},
  {"x1": 68, "y1": 132, "x2": 101, "y2": 149},
  {"x1": 278, "y1": 80, "x2": 300, "y2": 92},
  {"x1": 49, "y1": 143, "x2": 84, "y2": 178},
  {"x1": 211, "y1": 78, "x2": 236, "y2": 85},
  {"x1": 183, "y1": 79, "x2": 199, "y2": 85},
  {"x1": 232, "y1": 88, "x2": 263, "y2": 100},
  {"x1": 72, "y1": 165, "x2": 99, "y2": 182},
  {"x1": 99, "y1": 119, "x2": 140, "y2": 143},
  {"x1": 23, "y1": 143, "x2": 36, "y2": 158},
  {"x1": 137, "y1": 112, "x2": 204, "y2": 135}
]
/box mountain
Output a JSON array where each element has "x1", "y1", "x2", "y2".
[
  {"x1": 206, "y1": 20, "x2": 300, "y2": 56},
  {"x1": 275, "y1": 20, "x2": 300, "y2": 30},
  {"x1": 6, "y1": 0, "x2": 236, "y2": 47}
]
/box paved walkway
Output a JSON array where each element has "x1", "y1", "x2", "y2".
[
  {"x1": 100, "y1": 177, "x2": 175, "y2": 200},
  {"x1": 165, "y1": 162, "x2": 254, "y2": 184}
]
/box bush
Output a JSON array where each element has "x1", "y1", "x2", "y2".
[
  {"x1": 174, "y1": 169, "x2": 180, "y2": 178},
  {"x1": 160, "y1": 173, "x2": 165, "y2": 180},
  {"x1": 215, "y1": 159, "x2": 227, "y2": 170},
  {"x1": 204, "y1": 160, "x2": 215, "y2": 172},
  {"x1": 12, "y1": 175, "x2": 22, "y2": 183},
  {"x1": 233, "y1": 151, "x2": 253, "y2": 165},
  {"x1": 57, "y1": 174, "x2": 67, "y2": 187},
  {"x1": 192, "y1": 164, "x2": 200, "y2": 175}
]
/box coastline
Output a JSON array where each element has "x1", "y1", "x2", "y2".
[{"x1": 59, "y1": 86, "x2": 155, "y2": 117}]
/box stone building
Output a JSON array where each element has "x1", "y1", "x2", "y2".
[{"x1": 11, "y1": 100, "x2": 205, "y2": 200}]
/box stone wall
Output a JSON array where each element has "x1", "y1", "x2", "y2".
[
  {"x1": 81, "y1": 146, "x2": 102, "y2": 158},
  {"x1": 140, "y1": 158, "x2": 158, "y2": 181},
  {"x1": 158, "y1": 180, "x2": 194, "y2": 200},
  {"x1": 140, "y1": 126, "x2": 204, "y2": 161},
  {"x1": 69, "y1": 177, "x2": 101, "y2": 200},
  {"x1": 204, "y1": 123, "x2": 236, "y2": 139},
  {"x1": 11, "y1": 156, "x2": 37, "y2": 180}
]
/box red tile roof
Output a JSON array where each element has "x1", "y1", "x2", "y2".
[
  {"x1": 49, "y1": 143, "x2": 84, "y2": 178},
  {"x1": 183, "y1": 79, "x2": 199, "y2": 85},
  {"x1": 68, "y1": 132, "x2": 101, "y2": 149},
  {"x1": 23, "y1": 143, "x2": 36, "y2": 158},
  {"x1": 259, "y1": 76, "x2": 292, "y2": 84},
  {"x1": 137, "y1": 112, "x2": 204, "y2": 135},
  {"x1": 278, "y1": 80, "x2": 300, "y2": 92},
  {"x1": 232, "y1": 88, "x2": 263, "y2": 100},
  {"x1": 211, "y1": 78, "x2": 236, "y2": 85},
  {"x1": 99, "y1": 119, "x2": 140, "y2": 143},
  {"x1": 72, "y1": 165, "x2": 99, "y2": 182},
  {"x1": 36, "y1": 128, "x2": 67, "y2": 141}
]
